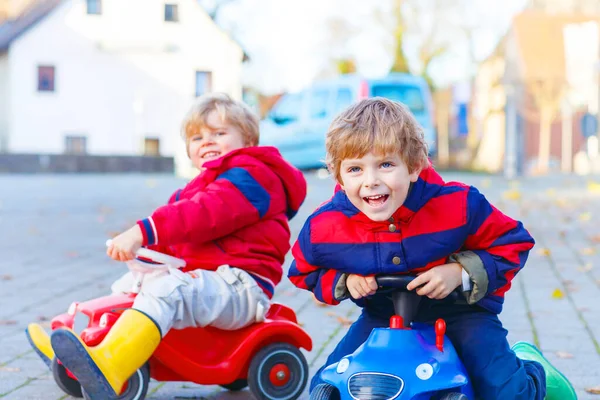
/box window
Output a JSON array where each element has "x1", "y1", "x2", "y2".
[
  {"x1": 37, "y1": 66, "x2": 55, "y2": 92},
  {"x1": 268, "y1": 92, "x2": 303, "y2": 125},
  {"x1": 86, "y1": 0, "x2": 102, "y2": 15},
  {"x1": 164, "y1": 4, "x2": 179, "y2": 22},
  {"x1": 334, "y1": 88, "x2": 353, "y2": 114},
  {"x1": 65, "y1": 136, "x2": 87, "y2": 154},
  {"x1": 309, "y1": 90, "x2": 329, "y2": 119},
  {"x1": 195, "y1": 71, "x2": 212, "y2": 97},
  {"x1": 371, "y1": 85, "x2": 426, "y2": 113},
  {"x1": 144, "y1": 138, "x2": 160, "y2": 156}
]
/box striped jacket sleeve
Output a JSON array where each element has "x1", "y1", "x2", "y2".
[
  {"x1": 137, "y1": 164, "x2": 274, "y2": 246},
  {"x1": 463, "y1": 186, "x2": 535, "y2": 298},
  {"x1": 288, "y1": 218, "x2": 347, "y2": 305}
]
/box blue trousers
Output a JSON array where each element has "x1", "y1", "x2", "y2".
[{"x1": 311, "y1": 297, "x2": 546, "y2": 400}]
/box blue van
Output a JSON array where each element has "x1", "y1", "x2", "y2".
[{"x1": 259, "y1": 73, "x2": 436, "y2": 169}]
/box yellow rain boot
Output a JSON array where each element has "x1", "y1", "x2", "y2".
[
  {"x1": 25, "y1": 323, "x2": 54, "y2": 368},
  {"x1": 50, "y1": 309, "x2": 161, "y2": 399}
]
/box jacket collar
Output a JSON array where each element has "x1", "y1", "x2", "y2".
[{"x1": 333, "y1": 166, "x2": 445, "y2": 225}]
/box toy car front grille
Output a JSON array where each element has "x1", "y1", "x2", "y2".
[{"x1": 348, "y1": 372, "x2": 404, "y2": 400}]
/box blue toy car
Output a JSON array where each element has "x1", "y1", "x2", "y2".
[{"x1": 311, "y1": 275, "x2": 474, "y2": 400}]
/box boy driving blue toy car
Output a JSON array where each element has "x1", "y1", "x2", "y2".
[
  {"x1": 25, "y1": 93, "x2": 307, "y2": 399},
  {"x1": 288, "y1": 97, "x2": 576, "y2": 400}
]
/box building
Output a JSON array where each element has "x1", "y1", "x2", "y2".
[
  {"x1": 0, "y1": 0, "x2": 245, "y2": 176},
  {"x1": 472, "y1": 11, "x2": 600, "y2": 175}
]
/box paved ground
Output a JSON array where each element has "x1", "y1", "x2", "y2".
[{"x1": 0, "y1": 171, "x2": 599, "y2": 399}]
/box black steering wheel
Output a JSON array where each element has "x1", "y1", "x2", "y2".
[{"x1": 375, "y1": 274, "x2": 460, "y2": 301}]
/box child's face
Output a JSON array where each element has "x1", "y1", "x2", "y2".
[
  {"x1": 188, "y1": 110, "x2": 246, "y2": 169},
  {"x1": 338, "y1": 151, "x2": 420, "y2": 221}
]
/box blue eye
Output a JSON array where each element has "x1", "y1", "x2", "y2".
[
  {"x1": 192, "y1": 136, "x2": 203, "y2": 141},
  {"x1": 216, "y1": 131, "x2": 227, "y2": 136},
  {"x1": 381, "y1": 162, "x2": 393, "y2": 168},
  {"x1": 348, "y1": 166, "x2": 361, "y2": 173}
]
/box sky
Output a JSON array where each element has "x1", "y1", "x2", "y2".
[{"x1": 211, "y1": 0, "x2": 529, "y2": 94}]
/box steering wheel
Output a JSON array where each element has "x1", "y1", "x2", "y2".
[
  {"x1": 106, "y1": 240, "x2": 187, "y2": 294},
  {"x1": 375, "y1": 274, "x2": 459, "y2": 301},
  {"x1": 105, "y1": 239, "x2": 186, "y2": 268}
]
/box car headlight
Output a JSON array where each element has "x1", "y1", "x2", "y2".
[
  {"x1": 336, "y1": 357, "x2": 350, "y2": 374},
  {"x1": 415, "y1": 363, "x2": 434, "y2": 380},
  {"x1": 67, "y1": 302, "x2": 78, "y2": 316}
]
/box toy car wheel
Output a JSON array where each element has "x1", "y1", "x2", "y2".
[
  {"x1": 310, "y1": 383, "x2": 340, "y2": 400},
  {"x1": 440, "y1": 393, "x2": 469, "y2": 400},
  {"x1": 248, "y1": 342, "x2": 308, "y2": 400},
  {"x1": 220, "y1": 379, "x2": 248, "y2": 391},
  {"x1": 81, "y1": 363, "x2": 150, "y2": 400},
  {"x1": 51, "y1": 357, "x2": 83, "y2": 398}
]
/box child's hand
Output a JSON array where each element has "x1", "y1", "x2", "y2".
[
  {"x1": 107, "y1": 225, "x2": 143, "y2": 262},
  {"x1": 406, "y1": 263, "x2": 463, "y2": 299},
  {"x1": 346, "y1": 274, "x2": 378, "y2": 299}
]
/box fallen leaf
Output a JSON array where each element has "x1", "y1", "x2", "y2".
[
  {"x1": 591, "y1": 235, "x2": 600, "y2": 243},
  {"x1": 579, "y1": 212, "x2": 592, "y2": 222},
  {"x1": 312, "y1": 296, "x2": 328, "y2": 307},
  {"x1": 502, "y1": 189, "x2": 521, "y2": 201},
  {"x1": 587, "y1": 181, "x2": 600, "y2": 194},
  {"x1": 555, "y1": 351, "x2": 574, "y2": 359},
  {"x1": 65, "y1": 251, "x2": 79, "y2": 258},
  {"x1": 0, "y1": 367, "x2": 20, "y2": 372},
  {"x1": 0, "y1": 320, "x2": 17, "y2": 325},
  {"x1": 336, "y1": 316, "x2": 353, "y2": 327},
  {"x1": 297, "y1": 321, "x2": 305, "y2": 327},
  {"x1": 559, "y1": 231, "x2": 566, "y2": 239},
  {"x1": 0, "y1": 274, "x2": 12, "y2": 281},
  {"x1": 555, "y1": 199, "x2": 568, "y2": 208},
  {"x1": 37, "y1": 315, "x2": 49, "y2": 322},
  {"x1": 326, "y1": 312, "x2": 338, "y2": 318},
  {"x1": 585, "y1": 386, "x2": 600, "y2": 394},
  {"x1": 551, "y1": 289, "x2": 565, "y2": 299},
  {"x1": 578, "y1": 263, "x2": 593, "y2": 272},
  {"x1": 581, "y1": 247, "x2": 596, "y2": 256},
  {"x1": 538, "y1": 248, "x2": 551, "y2": 257}
]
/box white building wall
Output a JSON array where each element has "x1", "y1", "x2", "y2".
[
  {"x1": 0, "y1": 53, "x2": 8, "y2": 152},
  {"x1": 5, "y1": 0, "x2": 243, "y2": 175}
]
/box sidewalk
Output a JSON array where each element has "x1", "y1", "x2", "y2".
[{"x1": 0, "y1": 172, "x2": 598, "y2": 399}]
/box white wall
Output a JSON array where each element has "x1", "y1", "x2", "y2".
[
  {"x1": 0, "y1": 53, "x2": 8, "y2": 152},
  {"x1": 6, "y1": 0, "x2": 243, "y2": 175}
]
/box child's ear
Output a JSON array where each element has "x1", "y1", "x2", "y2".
[{"x1": 409, "y1": 168, "x2": 421, "y2": 183}]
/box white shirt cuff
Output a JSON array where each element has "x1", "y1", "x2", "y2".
[{"x1": 461, "y1": 268, "x2": 472, "y2": 291}]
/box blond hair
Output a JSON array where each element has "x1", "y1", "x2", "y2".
[
  {"x1": 326, "y1": 97, "x2": 429, "y2": 181},
  {"x1": 182, "y1": 93, "x2": 259, "y2": 148}
]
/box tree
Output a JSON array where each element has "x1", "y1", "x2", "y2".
[
  {"x1": 390, "y1": 0, "x2": 484, "y2": 90},
  {"x1": 390, "y1": 0, "x2": 410, "y2": 74},
  {"x1": 524, "y1": 79, "x2": 565, "y2": 173}
]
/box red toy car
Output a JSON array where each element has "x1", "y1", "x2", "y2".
[{"x1": 27, "y1": 246, "x2": 313, "y2": 400}]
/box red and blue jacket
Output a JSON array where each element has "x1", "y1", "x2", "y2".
[
  {"x1": 137, "y1": 146, "x2": 307, "y2": 298},
  {"x1": 288, "y1": 166, "x2": 534, "y2": 314}
]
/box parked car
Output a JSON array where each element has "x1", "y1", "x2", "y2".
[{"x1": 259, "y1": 73, "x2": 436, "y2": 170}]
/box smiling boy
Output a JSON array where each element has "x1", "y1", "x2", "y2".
[
  {"x1": 288, "y1": 98, "x2": 576, "y2": 400},
  {"x1": 40, "y1": 93, "x2": 307, "y2": 399}
]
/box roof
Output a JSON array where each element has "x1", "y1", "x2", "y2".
[
  {"x1": 0, "y1": 0, "x2": 62, "y2": 52},
  {"x1": 511, "y1": 11, "x2": 600, "y2": 81},
  {"x1": 0, "y1": 0, "x2": 249, "y2": 61}
]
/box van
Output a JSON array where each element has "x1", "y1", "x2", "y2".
[{"x1": 259, "y1": 73, "x2": 436, "y2": 169}]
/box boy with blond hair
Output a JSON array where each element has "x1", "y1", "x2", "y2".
[
  {"x1": 288, "y1": 97, "x2": 575, "y2": 399},
  {"x1": 30, "y1": 93, "x2": 307, "y2": 399}
]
